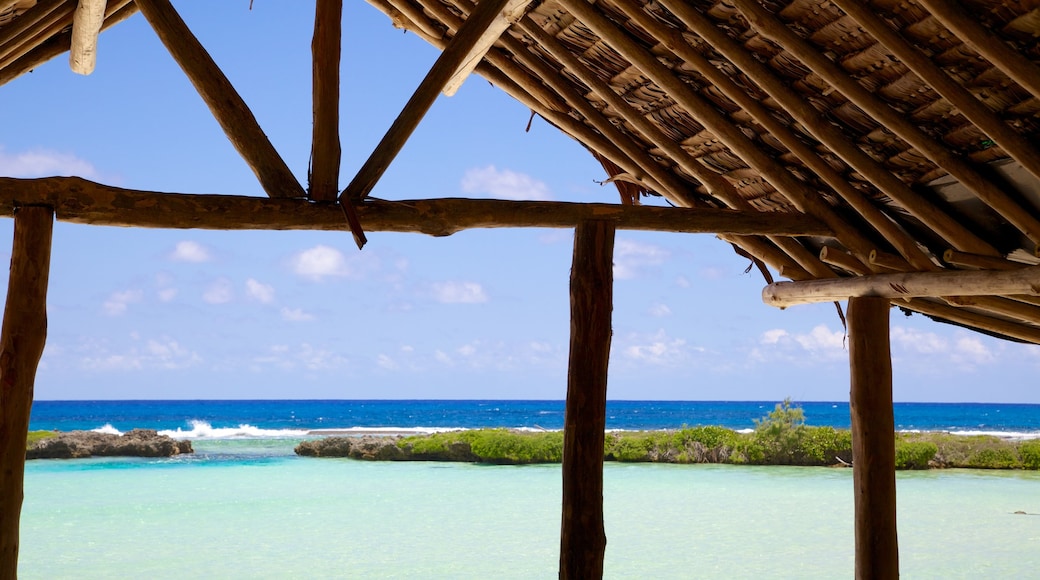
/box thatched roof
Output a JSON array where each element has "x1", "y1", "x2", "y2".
[{"x1": 3, "y1": 0, "x2": 1040, "y2": 342}]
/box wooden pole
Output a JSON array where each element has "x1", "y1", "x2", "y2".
[
  {"x1": 848, "y1": 296, "x2": 899, "y2": 580},
  {"x1": 0, "y1": 205, "x2": 53, "y2": 580},
  {"x1": 309, "y1": 0, "x2": 342, "y2": 203},
  {"x1": 134, "y1": 0, "x2": 305, "y2": 200},
  {"x1": 341, "y1": 0, "x2": 516, "y2": 202},
  {"x1": 560, "y1": 220, "x2": 614, "y2": 580}
]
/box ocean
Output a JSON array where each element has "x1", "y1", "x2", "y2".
[{"x1": 20, "y1": 400, "x2": 1040, "y2": 578}]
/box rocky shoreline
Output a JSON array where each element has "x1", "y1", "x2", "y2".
[{"x1": 27, "y1": 429, "x2": 193, "y2": 460}]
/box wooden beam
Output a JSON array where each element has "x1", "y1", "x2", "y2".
[
  {"x1": 848, "y1": 296, "x2": 899, "y2": 580},
  {"x1": 0, "y1": 177, "x2": 830, "y2": 236},
  {"x1": 732, "y1": 0, "x2": 1040, "y2": 248},
  {"x1": 916, "y1": 0, "x2": 1040, "y2": 99},
  {"x1": 763, "y1": 266, "x2": 1040, "y2": 307},
  {"x1": 560, "y1": 219, "x2": 613, "y2": 580},
  {"x1": 134, "y1": 0, "x2": 305, "y2": 199},
  {"x1": 0, "y1": 1, "x2": 137, "y2": 88},
  {"x1": 831, "y1": 0, "x2": 1040, "y2": 187},
  {"x1": 559, "y1": 0, "x2": 879, "y2": 268},
  {"x1": 903, "y1": 297, "x2": 1040, "y2": 343},
  {"x1": 0, "y1": 0, "x2": 72, "y2": 68},
  {"x1": 613, "y1": 0, "x2": 931, "y2": 272},
  {"x1": 69, "y1": 0, "x2": 105, "y2": 75},
  {"x1": 310, "y1": 0, "x2": 341, "y2": 202},
  {"x1": 341, "y1": 0, "x2": 516, "y2": 202},
  {"x1": 442, "y1": 0, "x2": 529, "y2": 96},
  {"x1": 657, "y1": 0, "x2": 999, "y2": 257},
  {"x1": 0, "y1": 205, "x2": 53, "y2": 579},
  {"x1": 942, "y1": 249, "x2": 1026, "y2": 271}
]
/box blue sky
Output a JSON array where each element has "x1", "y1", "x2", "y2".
[{"x1": 2, "y1": 2, "x2": 1037, "y2": 402}]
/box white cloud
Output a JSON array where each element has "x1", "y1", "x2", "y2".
[
  {"x1": 169, "y1": 241, "x2": 212, "y2": 263},
  {"x1": 956, "y1": 336, "x2": 994, "y2": 365},
  {"x1": 460, "y1": 165, "x2": 552, "y2": 200},
  {"x1": 377, "y1": 354, "x2": 397, "y2": 370},
  {"x1": 752, "y1": 324, "x2": 847, "y2": 364},
  {"x1": 675, "y1": 275, "x2": 691, "y2": 288},
  {"x1": 158, "y1": 288, "x2": 178, "y2": 302},
  {"x1": 291, "y1": 245, "x2": 350, "y2": 280},
  {"x1": 614, "y1": 238, "x2": 669, "y2": 280},
  {"x1": 0, "y1": 146, "x2": 99, "y2": 178},
  {"x1": 281, "y1": 307, "x2": 314, "y2": 322},
  {"x1": 617, "y1": 329, "x2": 697, "y2": 366},
  {"x1": 103, "y1": 289, "x2": 142, "y2": 316},
  {"x1": 649, "y1": 303, "x2": 672, "y2": 317},
  {"x1": 245, "y1": 278, "x2": 275, "y2": 304},
  {"x1": 155, "y1": 272, "x2": 177, "y2": 302},
  {"x1": 250, "y1": 343, "x2": 348, "y2": 372},
  {"x1": 431, "y1": 281, "x2": 488, "y2": 304},
  {"x1": 79, "y1": 336, "x2": 202, "y2": 371},
  {"x1": 203, "y1": 278, "x2": 233, "y2": 304},
  {"x1": 891, "y1": 326, "x2": 947, "y2": 354}
]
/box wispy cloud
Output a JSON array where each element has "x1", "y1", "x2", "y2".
[
  {"x1": 461, "y1": 165, "x2": 552, "y2": 200},
  {"x1": 430, "y1": 281, "x2": 488, "y2": 304},
  {"x1": 649, "y1": 303, "x2": 672, "y2": 317},
  {"x1": 615, "y1": 329, "x2": 700, "y2": 366},
  {"x1": 614, "y1": 238, "x2": 669, "y2": 280},
  {"x1": 245, "y1": 278, "x2": 275, "y2": 304},
  {"x1": 281, "y1": 307, "x2": 314, "y2": 322},
  {"x1": 169, "y1": 241, "x2": 212, "y2": 263},
  {"x1": 250, "y1": 343, "x2": 348, "y2": 372},
  {"x1": 103, "y1": 289, "x2": 143, "y2": 316},
  {"x1": 752, "y1": 324, "x2": 847, "y2": 364},
  {"x1": 79, "y1": 336, "x2": 202, "y2": 371},
  {"x1": 290, "y1": 245, "x2": 350, "y2": 281},
  {"x1": 203, "y1": 278, "x2": 233, "y2": 304},
  {"x1": 0, "y1": 146, "x2": 99, "y2": 178}
]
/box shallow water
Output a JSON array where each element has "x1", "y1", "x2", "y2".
[{"x1": 19, "y1": 440, "x2": 1040, "y2": 579}]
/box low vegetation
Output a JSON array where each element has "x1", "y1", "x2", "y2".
[
  {"x1": 299, "y1": 400, "x2": 1040, "y2": 469},
  {"x1": 25, "y1": 430, "x2": 57, "y2": 448}
]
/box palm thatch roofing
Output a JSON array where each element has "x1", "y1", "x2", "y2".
[{"x1": 3, "y1": 0, "x2": 1040, "y2": 342}]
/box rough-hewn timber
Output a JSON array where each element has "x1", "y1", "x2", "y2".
[
  {"x1": 0, "y1": 177, "x2": 833, "y2": 237},
  {"x1": 309, "y1": 0, "x2": 342, "y2": 203},
  {"x1": 848, "y1": 296, "x2": 899, "y2": 580},
  {"x1": 560, "y1": 219, "x2": 613, "y2": 580},
  {"x1": 0, "y1": 206, "x2": 53, "y2": 580}
]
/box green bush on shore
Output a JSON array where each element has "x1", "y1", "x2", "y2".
[
  {"x1": 26, "y1": 430, "x2": 57, "y2": 449},
  {"x1": 323, "y1": 402, "x2": 1040, "y2": 470}
]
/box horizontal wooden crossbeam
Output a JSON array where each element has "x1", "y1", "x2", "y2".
[
  {"x1": 0, "y1": 177, "x2": 832, "y2": 237},
  {"x1": 763, "y1": 266, "x2": 1040, "y2": 307}
]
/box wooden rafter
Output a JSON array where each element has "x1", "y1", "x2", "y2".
[
  {"x1": 0, "y1": 0, "x2": 72, "y2": 68},
  {"x1": 559, "y1": 0, "x2": 880, "y2": 269},
  {"x1": 0, "y1": 177, "x2": 832, "y2": 237},
  {"x1": 655, "y1": 0, "x2": 1000, "y2": 259},
  {"x1": 0, "y1": 0, "x2": 137, "y2": 87},
  {"x1": 441, "y1": 0, "x2": 529, "y2": 96},
  {"x1": 830, "y1": 0, "x2": 1040, "y2": 187},
  {"x1": 732, "y1": 0, "x2": 1040, "y2": 248},
  {"x1": 310, "y1": 0, "x2": 342, "y2": 203},
  {"x1": 134, "y1": 0, "x2": 305, "y2": 200},
  {"x1": 342, "y1": 0, "x2": 525, "y2": 202}
]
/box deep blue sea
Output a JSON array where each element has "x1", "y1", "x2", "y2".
[{"x1": 28, "y1": 399, "x2": 1040, "y2": 439}]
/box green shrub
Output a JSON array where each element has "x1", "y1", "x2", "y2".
[
  {"x1": 895, "y1": 441, "x2": 938, "y2": 469},
  {"x1": 25, "y1": 430, "x2": 57, "y2": 449},
  {"x1": 468, "y1": 430, "x2": 563, "y2": 463},
  {"x1": 674, "y1": 425, "x2": 739, "y2": 449},
  {"x1": 752, "y1": 398, "x2": 807, "y2": 464},
  {"x1": 1019, "y1": 440, "x2": 1040, "y2": 470},
  {"x1": 801, "y1": 426, "x2": 853, "y2": 465},
  {"x1": 967, "y1": 446, "x2": 1021, "y2": 469}
]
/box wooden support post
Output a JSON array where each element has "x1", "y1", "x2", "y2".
[
  {"x1": 0, "y1": 205, "x2": 54, "y2": 580},
  {"x1": 309, "y1": 0, "x2": 342, "y2": 202},
  {"x1": 848, "y1": 296, "x2": 898, "y2": 580},
  {"x1": 341, "y1": 0, "x2": 515, "y2": 202},
  {"x1": 560, "y1": 219, "x2": 614, "y2": 580},
  {"x1": 134, "y1": 0, "x2": 305, "y2": 200}
]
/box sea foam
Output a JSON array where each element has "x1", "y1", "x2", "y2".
[{"x1": 158, "y1": 420, "x2": 309, "y2": 440}]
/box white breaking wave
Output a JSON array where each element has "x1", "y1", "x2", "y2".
[
  {"x1": 158, "y1": 420, "x2": 309, "y2": 440},
  {"x1": 91, "y1": 424, "x2": 122, "y2": 436}
]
